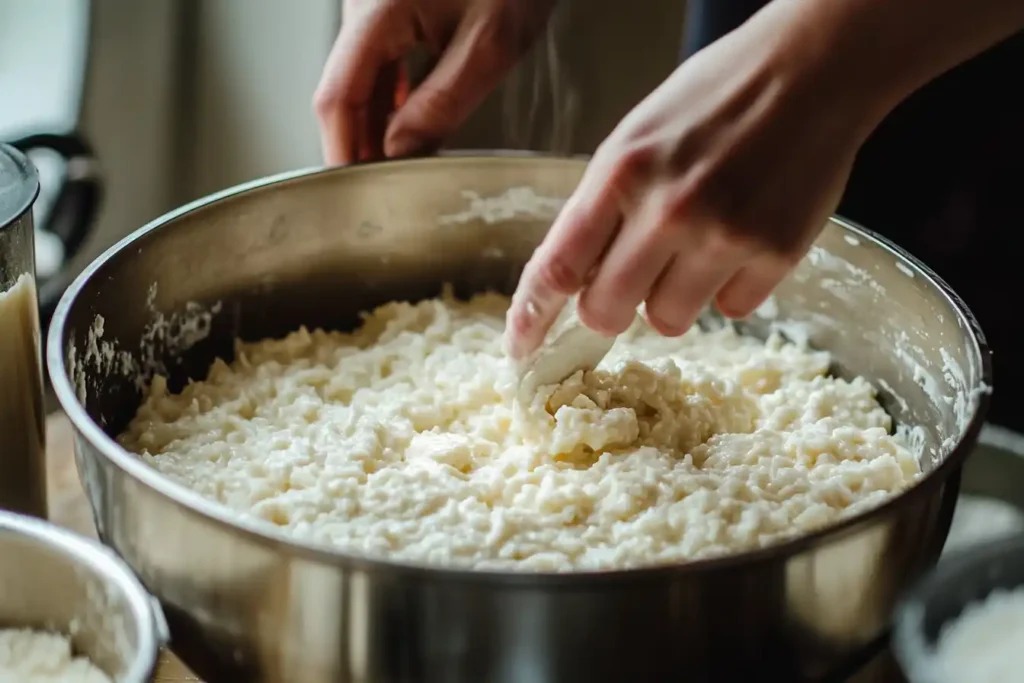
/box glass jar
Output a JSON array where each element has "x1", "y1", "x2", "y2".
[{"x1": 0, "y1": 143, "x2": 47, "y2": 518}]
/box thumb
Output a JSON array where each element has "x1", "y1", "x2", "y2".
[{"x1": 384, "y1": 13, "x2": 522, "y2": 158}]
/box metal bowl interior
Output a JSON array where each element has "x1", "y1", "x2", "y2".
[
  {"x1": 892, "y1": 534, "x2": 1024, "y2": 682},
  {"x1": 0, "y1": 511, "x2": 166, "y2": 682},
  {"x1": 47, "y1": 153, "x2": 992, "y2": 682}
]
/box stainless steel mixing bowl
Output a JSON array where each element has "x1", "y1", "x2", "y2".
[
  {"x1": 0, "y1": 511, "x2": 167, "y2": 682},
  {"x1": 46, "y1": 153, "x2": 991, "y2": 683}
]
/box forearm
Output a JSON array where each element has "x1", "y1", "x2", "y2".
[{"x1": 767, "y1": 0, "x2": 1024, "y2": 129}]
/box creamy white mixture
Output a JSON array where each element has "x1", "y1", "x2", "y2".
[
  {"x1": 119, "y1": 292, "x2": 919, "y2": 571},
  {"x1": 930, "y1": 586, "x2": 1024, "y2": 683},
  {"x1": 0, "y1": 629, "x2": 111, "y2": 683}
]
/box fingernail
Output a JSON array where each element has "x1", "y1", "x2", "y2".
[
  {"x1": 504, "y1": 329, "x2": 524, "y2": 362},
  {"x1": 504, "y1": 300, "x2": 539, "y2": 360},
  {"x1": 384, "y1": 133, "x2": 421, "y2": 158},
  {"x1": 503, "y1": 332, "x2": 522, "y2": 361},
  {"x1": 503, "y1": 328, "x2": 528, "y2": 361}
]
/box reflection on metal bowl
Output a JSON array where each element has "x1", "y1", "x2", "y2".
[
  {"x1": 944, "y1": 424, "x2": 1024, "y2": 557},
  {"x1": 46, "y1": 154, "x2": 991, "y2": 682},
  {"x1": 0, "y1": 511, "x2": 166, "y2": 682}
]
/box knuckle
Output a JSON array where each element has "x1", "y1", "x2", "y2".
[
  {"x1": 715, "y1": 292, "x2": 756, "y2": 320},
  {"x1": 312, "y1": 86, "x2": 337, "y2": 119},
  {"x1": 645, "y1": 308, "x2": 688, "y2": 337},
  {"x1": 647, "y1": 203, "x2": 682, "y2": 240},
  {"x1": 313, "y1": 73, "x2": 366, "y2": 119},
  {"x1": 702, "y1": 226, "x2": 739, "y2": 261},
  {"x1": 608, "y1": 145, "x2": 656, "y2": 188},
  {"x1": 577, "y1": 297, "x2": 627, "y2": 336},
  {"x1": 641, "y1": 182, "x2": 699, "y2": 242},
  {"x1": 533, "y1": 254, "x2": 584, "y2": 296}
]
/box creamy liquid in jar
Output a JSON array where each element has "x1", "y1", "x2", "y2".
[{"x1": 0, "y1": 273, "x2": 47, "y2": 517}]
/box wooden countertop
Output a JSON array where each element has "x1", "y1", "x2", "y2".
[{"x1": 46, "y1": 412, "x2": 204, "y2": 682}]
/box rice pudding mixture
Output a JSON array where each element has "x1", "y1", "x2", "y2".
[
  {"x1": 0, "y1": 629, "x2": 111, "y2": 683},
  {"x1": 119, "y1": 292, "x2": 920, "y2": 571}
]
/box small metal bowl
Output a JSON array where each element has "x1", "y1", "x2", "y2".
[
  {"x1": 0, "y1": 511, "x2": 167, "y2": 682},
  {"x1": 892, "y1": 534, "x2": 1024, "y2": 682}
]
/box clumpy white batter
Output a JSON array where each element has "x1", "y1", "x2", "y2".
[
  {"x1": 929, "y1": 586, "x2": 1024, "y2": 683},
  {"x1": 0, "y1": 629, "x2": 111, "y2": 683},
  {"x1": 119, "y1": 291, "x2": 920, "y2": 571}
]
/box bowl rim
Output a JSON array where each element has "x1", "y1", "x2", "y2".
[
  {"x1": 0, "y1": 510, "x2": 167, "y2": 679},
  {"x1": 891, "y1": 533, "x2": 1024, "y2": 681},
  {"x1": 46, "y1": 150, "x2": 994, "y2": 584}
]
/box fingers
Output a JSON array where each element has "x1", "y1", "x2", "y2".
[
  {"x1": 315, "y1": 2, "x2": 543, "y2": 164},
  {"x1": 384, "y1": 11, "x2": 526, "y2": 158},
  {"x1": 313, "y1": 5, "x2": 413, "y2": 165},
  {"x1": 357, "y1": 61, "x2": 405, "y2": 160},
  {"x1": 575, "y1": 204, "x2": 676, "y2": 336},
  {"x1": 715, "y1": 254, "x2": 794, "y2": 319},
  {"x1": 645, "y1": 242, "x2": 747, "y2": 336},
  {"x1": 504, "y1": 176, "x2": 622, "y2": 360},
  {"x1": 314, "y1": 29, "x2": 365, "y2": 165},
  {"x1": 507, "y1": 190, "x2": 798, "y2": 358}
]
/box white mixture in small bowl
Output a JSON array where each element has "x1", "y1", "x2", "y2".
[
  {"x1": 0, "y1": 629, "x2": 111, "y2": 683},
  {"x1": 119, "y1": 291, "x2": 921, "y2": 571},
  {"x1": 927, "y1": 585, "x2": 1024, "y2": 683}
]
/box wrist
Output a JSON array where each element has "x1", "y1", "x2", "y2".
[{"x1": 755, "y1": 0, "x2": 904, "y2": 144}]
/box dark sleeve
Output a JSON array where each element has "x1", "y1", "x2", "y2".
[{"x1": 680, "y1": 0, "x2": 771, "y2": 61}]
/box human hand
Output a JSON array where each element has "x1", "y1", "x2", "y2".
[
  {"x1": 314, "y1": 0, "x2": 555, "y2": 165},
  {"x1": 504, "y1": 0, "x2": 883, "y2": 360}
]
